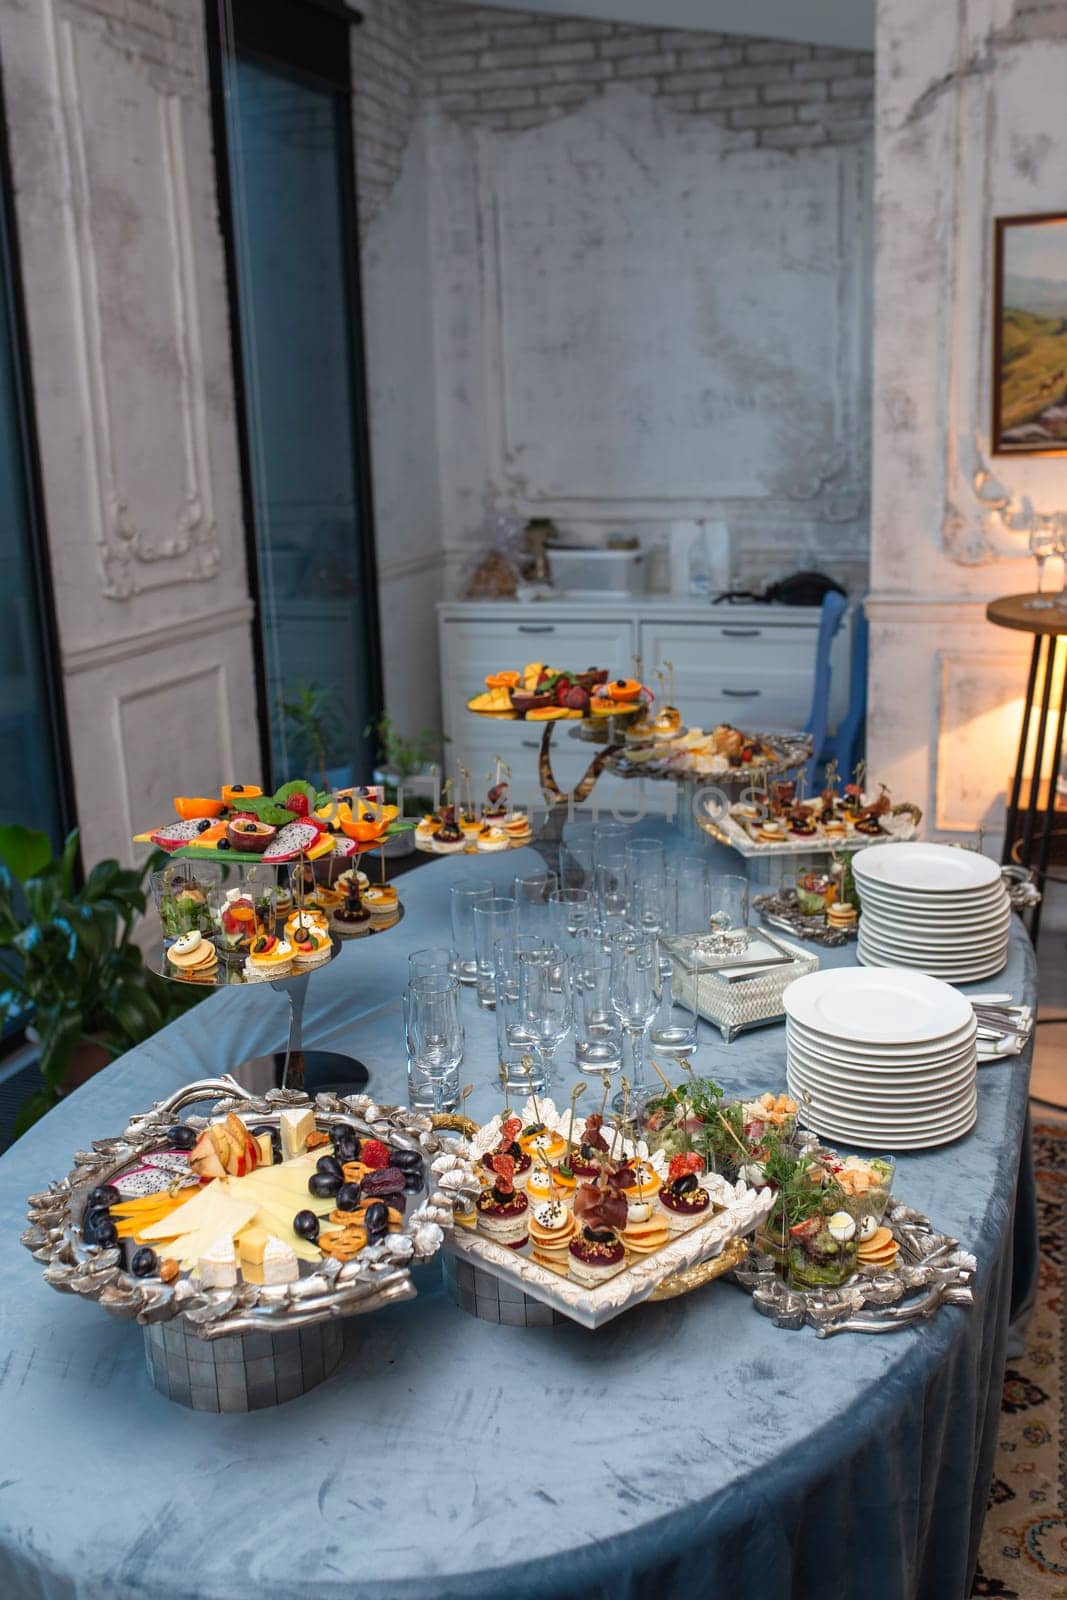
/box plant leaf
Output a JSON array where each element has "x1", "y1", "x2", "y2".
[
  {"x1": 13, "y1": 1086, "x2": 57, "y2": 1140},
  {"x1": 36, "y1": 1007, "x2": 84, "y2": 1091},
  {"x1": 0, "y1": 824, "x2": 53, "y2": 885}
]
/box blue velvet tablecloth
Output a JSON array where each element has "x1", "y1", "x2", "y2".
[{"x1": 0, "y1": 831, "x2": 1037, "y2": 1600}]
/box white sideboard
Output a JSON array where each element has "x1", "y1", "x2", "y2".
[{"x1": 437, "y1": 600, "x2": 852, "y2": 815}]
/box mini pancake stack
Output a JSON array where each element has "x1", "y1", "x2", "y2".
[
  {"x1": 856, "y1": 1225, "x2": 898, "y2": 1271},
  {"x1": 165, "y1": 930, "x2": 218, "y2": 985}
]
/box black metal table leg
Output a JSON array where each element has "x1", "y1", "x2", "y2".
[
  {"x1": 1030, "y1": 639, "x2": 1067, "y2": 944},
  {"x1": 1002, "y1": 635, "x2": 1042, "y2": 864}
]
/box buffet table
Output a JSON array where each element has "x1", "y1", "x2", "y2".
[{"x1": 0, "y1": 830, "x2": 1037, "y2": 1600}]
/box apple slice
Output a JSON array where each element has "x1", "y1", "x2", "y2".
[
  {"x1": 189, "y1": 1129, "x2": 227, "y2": 1181},
  {"x1": 225, "y1": 1112, "x2": 258, "y2": 1177}
]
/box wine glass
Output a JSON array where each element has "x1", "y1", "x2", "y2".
[
  {"x1": 403, "y1": 975, "x2": 464, "y2": 1112},
  {"x1": 1025, "y1": 527, "x2": 1057, "y2": 610},
  {"x1": 609, "y1": 932, "x2": 658, "y2": 1107},
  {"x1": 517, "y1": 946, "x2": 572, "y2": 1093},
  {"x1": 1053, "y1": 514, "x2": 1067, "y2": 609}
]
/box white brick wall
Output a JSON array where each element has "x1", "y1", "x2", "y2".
[
  {"x1": 351, "y1": 0, "x2": 421, "y2": 234},
  {"x1": 417, "y1": 4, "x2": 874, "y2": 146}
]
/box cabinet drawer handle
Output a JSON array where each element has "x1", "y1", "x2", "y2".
[
  {"x1": 517, "y1": 624, "x2": 556, "y2": 634},
  {"x1": 721, "y1": 688, "x2": 762, "y2": 698},
  {"x1": 719, "y1": 627, "x2": 761, "y2": 638}
]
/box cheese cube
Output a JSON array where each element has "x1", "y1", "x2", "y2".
[
  {"x1": 278, "y1": 1107, "x2": 316, "y2": 1161},
  {"x1": 198, "y1": 1234, "x2": 237, "y2": 1289},
  {"x1": 236, "y1": 1225, "x2": 271, "y2": 1266}
]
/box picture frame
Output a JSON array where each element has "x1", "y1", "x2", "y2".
[{"x1": 992, "y1": 212, "x2": 1067, "y2": 456}]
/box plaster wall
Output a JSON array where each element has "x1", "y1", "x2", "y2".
[
  {"x1": 0, "y1": 0, "x2": 260, "y2": 868},
  {"x1": 868, "y1": 0, "x2": 1067, "y2": 844}
]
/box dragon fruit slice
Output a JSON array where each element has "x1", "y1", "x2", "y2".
[
  {"x1": 112, "y1": 1165, "x2": 197, "y2": 1197},
  {"x1": 141, "y1": 1150, "x2": 192, "y2": 1175},
  {"x1": 330, "y1": 837, "x2": 358, "y2": 858},
  {"x1": 149, "y1": 820, "x2": 213, "y2": 852},
  {"x1": 261, "y1": 820, "x2": 322, "y2": 862}
]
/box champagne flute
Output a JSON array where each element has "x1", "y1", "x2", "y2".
[
  {"x1": 1026, "y1": 527, "x2": 1057, "y2": 610},
  {"x1": 517, "y1": 946, "x2": 572, "y2": 1093}
]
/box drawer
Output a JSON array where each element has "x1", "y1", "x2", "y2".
[
  {"x1": 639, "y1": 619, "x2": 818, "y2": 676},
  {"x1": 440, "y1": 616, "x2": 635, "y2": 698}
]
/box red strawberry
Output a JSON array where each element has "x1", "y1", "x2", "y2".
[
  {"x1": 668, "y1": 1151, "x2": 704, "y2": 1182},
  {"x1": 285, "y1": 792, "x2": 309, "y2": 817},
  {"x1": 564, "y1": 685, "x2": 590, "y2": 712},
  {"x1": 361, "y1": 1139, "x2": 391, "y2": 1170}
]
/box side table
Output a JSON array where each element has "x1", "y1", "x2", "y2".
[{"x1": 986, "y1": 593, "x2": 1067, "y2": 943}]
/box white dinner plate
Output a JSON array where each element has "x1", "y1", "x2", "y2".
[
  {"x1": 857, "y1": 921, "x2": 1011, "y2": 953},
  {"x1": 852, "y1": 841, "x2": 1002, "y2": 894},
  {"x1": 787, "y1": 1079, "x2": 979, "y2": 1136},
  {"x1": 786, "y1": 1013, "x2": 978, "y2": 1062},
  {"x1": 857, "y1": 926, "x2": 1009, "y2": 962},
  {"x1": 783, "y1": 966, "x2": 973, "y2": 1045},
  {"x1": 785, "y1": 1036, "x2": 977, "y2": 1091},
  {"x1": 855, "y1": 889, "x2": 1010, "y2": 925},
  {"x1": 786, "y1": 1049, "x2": 976, "y2": 1107},
  {"x1": 786, "y1": 1020, "x2": 978, "y2": 1070},
  {"x1": 857, "y1": 928, "x2": 1011, "y2": 960},
  {"x1": 789, "y1": 1098, "x2": 978, "y2": 1152},
  {"x1": 788, "y1": 1074, "x2": 979, "y2": 1126},
  {"x1": 857, "y1": 945, "x2": 1008, "y2": 982}
]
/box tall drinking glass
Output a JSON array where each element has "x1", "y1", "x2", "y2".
[
  {"x1": 550, "y1": 886, "x2": 593, "y2": 944},
  {"x1": 404, "y1": 975, "x2": 464, "y2": 1111},
  {"x1": 409, "y1": 946, "x2": 457, "y2": 982},
  {"x1": 571, "y1": 951, "x2": 623, "y2": 1074},
  {"x1": 495, "y1": 937, "x2": 560, "y2": 1096},
  {"x1": 595, "y1": 846, "x2": 629, "y2": 927},
  {"x1": 708, "y1": 874, "x2": 749, "y2": 933},
  {"x1": 629, "y1": 873, "x2": 669, "y2": 939},
  {"x1": 512, "y1": 871, "x2": 558, "y2": 939},
  {"x1": 561, "y1": 819, "x2": 596, "y2": 888},
  {"x1": 649, "y1": 951, "x2": 699, "y2": 1056},
  {"x1": 592, "y1": 820, "x2": 632, "y2": 870},
  {"x1": 625, "y1": 837, "x2": 666, "y2": 883},
  {"x1": 610, "y1": 932, "x2": 658, "y2": 1106},
  {"x1": 449, "y1": 879, "x2": 493, "y2": 984},
  {"x1": 667, "y1": 857, "x2": 711, "y2": 935},
  {"x1": 473, "y1": 895, "x2": 519, "y2": 1009}
]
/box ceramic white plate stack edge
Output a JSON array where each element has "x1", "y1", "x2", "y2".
[
  {"x1": 853, "y1": 842, "x2": 1010, "y2": 984},
  {"x1": 782, "y1": 965, "x2": 978, "y2": 1150}
]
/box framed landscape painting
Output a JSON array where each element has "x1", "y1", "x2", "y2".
[{"x1": 993, "y1": 213, "x2": 1067, "y2": 454}]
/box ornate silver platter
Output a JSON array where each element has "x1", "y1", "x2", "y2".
[
  {"x1": 22, "y1": 1078, "x2": 482, "y2": 1341},
  {"x1": 754, "y1": 888, "x2": 859, "y2": 947},
  {"x1": 731, "y1": 1200, "x2": 976, "y2": 1337}
]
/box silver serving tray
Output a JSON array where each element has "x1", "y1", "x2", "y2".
[{"x1": 23, "y1": 1078, "x2": 482, "y2": 1340}]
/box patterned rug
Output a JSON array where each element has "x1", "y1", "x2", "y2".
[{"x1": 973, "y1": 1122, "x2": 1067, "y2": 1597}]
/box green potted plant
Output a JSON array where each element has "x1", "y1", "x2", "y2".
[
  {"x1": 280, "y1": 681, "x2": 350, "y2": 792},
  {"x1": 0, "y1": 824, "x2": 204, "y2": 1136},
  {"x1": 365, "y1": 714, "x2": 441, "y2": 817}
]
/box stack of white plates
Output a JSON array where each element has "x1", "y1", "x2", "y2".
[
  {"x1": 782, "y1": 967, "x2": 978, "y2": 1150},
  {"x1": 853, "y1": 842, "x2": 1011, "y2": 983}
]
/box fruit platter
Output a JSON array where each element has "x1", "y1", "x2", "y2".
[
  {"x1": 467, "y1": 663, "x2": 652, "y2": 723},
  {"x1": 23, "y1": 1078, "x2": 482, "y2": 1342},
  {"x1": 446, "y1": 1090, "x2": 776, "y2": 1329},
  {"x1": 697, "y1": 769, "x2": 923, "y2": 858},
  {"x1": 639, "y1": 1073, "x2": 976, "y2": 1335},
  {"x1": 135, "y1": 780, "x2": 411, "y2": 865}
]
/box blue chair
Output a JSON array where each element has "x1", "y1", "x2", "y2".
[
  {"x1": 801, "y1": 590, "x2": 849, "y2": 792},
  {"x1": 819, "y1": 597, "x2": 868, "y2": 786}
]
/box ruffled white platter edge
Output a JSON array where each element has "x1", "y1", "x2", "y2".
[{"x1": 447, "y1": 1097, "x2": 774, "y2": 1330}]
